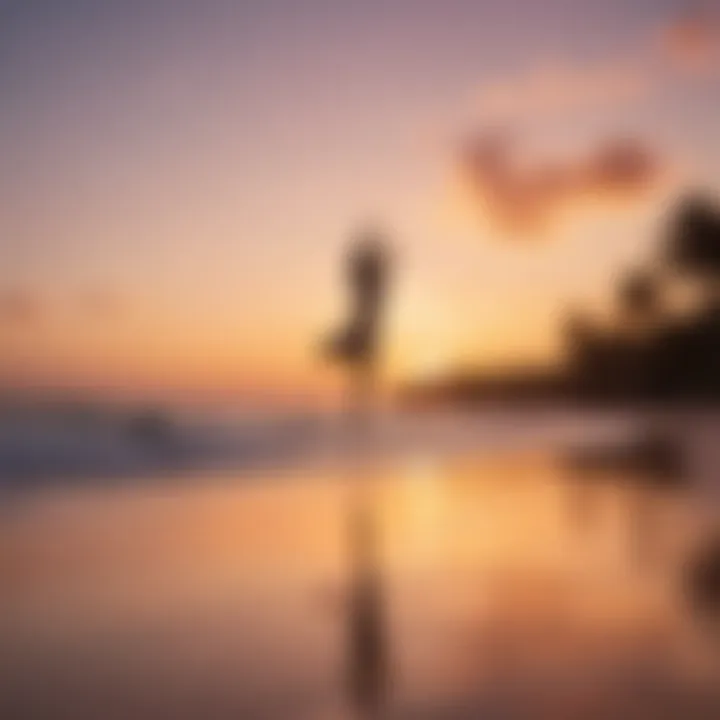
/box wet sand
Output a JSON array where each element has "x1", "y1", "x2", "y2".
[{"x1": 0, "y1": 449, "x2": 718, "y2": 719}]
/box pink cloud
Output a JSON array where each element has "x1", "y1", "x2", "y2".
[
  {"x1": 476, "y1": 60, "x2": 649, "y2": 120},
  {"x1": 0, "y1": 290, "x2": 43, "y2": 326},
  {"x1": 471, "y1": 10, "x2": 719, "y2": 125},
  {"x1": 659, "y1": 11, "x2": 720, "y2": 72},
  {"x1": 458, "y1": 132, "x2": 664, "y2": 236}
]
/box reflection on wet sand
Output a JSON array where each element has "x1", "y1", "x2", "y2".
[
  {"x1": 345, "y1": 495, "x2": 388, "y2": 718},
  {"x1": 0, "y1": 445, "x2": 718, "y2": 719}
]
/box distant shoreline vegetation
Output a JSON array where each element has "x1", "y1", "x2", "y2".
[{"x1": 402, "y1": 192, "x2": 720, "y2": 409}]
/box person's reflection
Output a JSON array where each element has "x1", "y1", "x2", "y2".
[
  {"x1": 346, "y1": 498, "x2": 388, "y2": 717},
  {"x1": 685, "y1": 531, "x2": 720, "y2": 643},
  {"x1": 564, "y1": 427, "x2": 688, "y2": 572},
  {"x1": 627, "y1": 429, "x2": 687, "y2": 571}
]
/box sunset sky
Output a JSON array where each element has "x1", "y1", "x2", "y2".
[{"x1": 1, "y1": 0, "x2": 718, "y2": 408}]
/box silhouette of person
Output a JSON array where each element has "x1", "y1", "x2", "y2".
[
  {"x1": 346, "y1": 501, "x2": 388, "y2": 717},
  {"x1": 324, "y1": 228, "x2": 390, "y2": 386}
]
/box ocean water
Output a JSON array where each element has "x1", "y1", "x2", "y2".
[
  {"x1": 0, "y1": 409, "x2": 719, "y2": 719},
  {"x1": 0, "y1": 406, "x2": 646, "y2": 486}
]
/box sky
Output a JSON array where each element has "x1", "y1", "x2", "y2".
[{"x1": 0, "y1": 0, "x2": 718, "y2": 408}]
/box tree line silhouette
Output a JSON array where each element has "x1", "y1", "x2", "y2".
[{"x1": 404, "y1": 192, "x2": 720, "y2": 407}]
